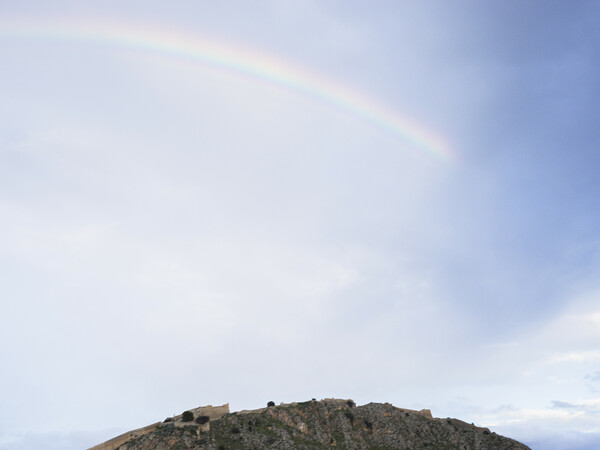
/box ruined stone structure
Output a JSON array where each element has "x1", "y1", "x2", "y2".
[
  {"x1": 177, "y1": 404, "x2": 230, "y2": 432},
  {"x1": 89, "y1": 404, "x2": 229, "y2": 450}
]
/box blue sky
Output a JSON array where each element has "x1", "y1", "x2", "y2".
[{"x1": 1, "y1": 1, "x2": 599, "y2": 449}]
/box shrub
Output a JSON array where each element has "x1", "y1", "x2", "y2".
[
  {"x1": 196, "y1": 415, "x2": 210, "y2": 425},
  {"x1": 267, "y1": 401, "x2": 275, "y2": 407},
  {"x1": 181, "y1": 410, "x2": 194, "y2": 422},
  {"x1": 163, "y1": 417, "x2": 173, "y2": 423},
  {"x1": 344, "y1": 411, "x2": 355, "y2": 425},
  {"x1": 346, "y1": 400, "x2": 355, "y2": 408},
  {"x1": 231, "y1": 427, "x2": 241, "y2": 434}
]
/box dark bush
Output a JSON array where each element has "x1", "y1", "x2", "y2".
[
  {"x1": 346, "y1": 400, "x2": 355, "y2": 408},
  {"x1": 365, "y1": 420, "x2": 373, "y2": 430},
  {"x1": 231, "y1": 427, "x2": 241, "y2": 434},
  {"x1": 343, "y1": 411, "x2": 355, "y2": 425},
  {"x1": 181, "y1": 411, "x2": 194, "y2": 422},
  {"x1": 163, "y1": 417, "x2": 173, "y2": 423},
  {"x1": 196, "y1": 415, "x2": 210, "y2": 425},
  {"x1": 267, "y1": 401, "x2": 275, "y2": 407}
]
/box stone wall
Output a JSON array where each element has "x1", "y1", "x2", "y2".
[
  {"x1": 399, "y1": 408, "x2": 433, "y2": 419},
  {"x1": 88, "y1": 404, "x2": 230, "y2": 449},
  {"x1": 173, "y1": 404, "x2": 230, "y2": 432},
  {"x1": 88, "y1": 422, "x2": 161, "y2": 450}
]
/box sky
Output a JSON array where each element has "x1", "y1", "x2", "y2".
[{"x1": 1, "y1": 1, "x2": 599, "y2": 449}]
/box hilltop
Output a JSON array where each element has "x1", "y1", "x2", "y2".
[{"x1": 91, "y1": 398, "x2": 530, "y2": 449}]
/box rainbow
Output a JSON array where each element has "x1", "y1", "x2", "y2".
[{"x1": 0, "y1": 18, "x2": 454, "y2": 162}]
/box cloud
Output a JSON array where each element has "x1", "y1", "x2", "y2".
[
  {"x1": 549, "y1": 351, "x2": 600, "y2": 364},
  {"x1": 552, "y1": 400, "x2": 578, "y2": 409},
  {"x1": 477, "y1": 399, "x2": 600, "y2": 449},
  {"x1": 585, "y1": 372, "x2": 600, "y2": 393}
]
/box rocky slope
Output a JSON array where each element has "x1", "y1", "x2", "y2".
[{"x1": 93, "y1": 399, "x2": 530, "y2": 449}]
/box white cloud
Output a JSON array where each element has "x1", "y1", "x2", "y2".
[
  {"x1": 548, "y1": 351, "x2": 600, "y2": 364},
  {"x1": 478, "y1": 399, "x2": 600, "y2": 449}
]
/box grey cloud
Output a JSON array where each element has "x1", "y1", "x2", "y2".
[
  {"x1": 585, "y1": 371, "x2": 600, "y2": 393},
  {"x1": 551, "y1": 400, "x2": 577, "y2": 409},
  {"x1": 585, "y1": 371, "x2": 600, "y2": 383}
]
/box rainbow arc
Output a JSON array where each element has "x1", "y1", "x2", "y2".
[{"x1": 0, "y1": 18, "x2": 454, "y2": 162}]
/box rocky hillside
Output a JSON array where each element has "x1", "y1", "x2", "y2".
[{"x1": 92, "y1": 399, "x2": 530, "y2": 449}]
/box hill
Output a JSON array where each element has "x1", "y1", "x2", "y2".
[{"x1": 91, "y1": 398, "x2": 530, "y2": 449}]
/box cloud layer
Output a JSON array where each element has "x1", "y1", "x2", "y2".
[{"x1": 1, "y1": 2, "x2": 599, "y2": 449}]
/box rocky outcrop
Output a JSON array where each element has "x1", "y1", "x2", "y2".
[{"x1": 92, "y1": 399, "x2": 530, "y2": 449}]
